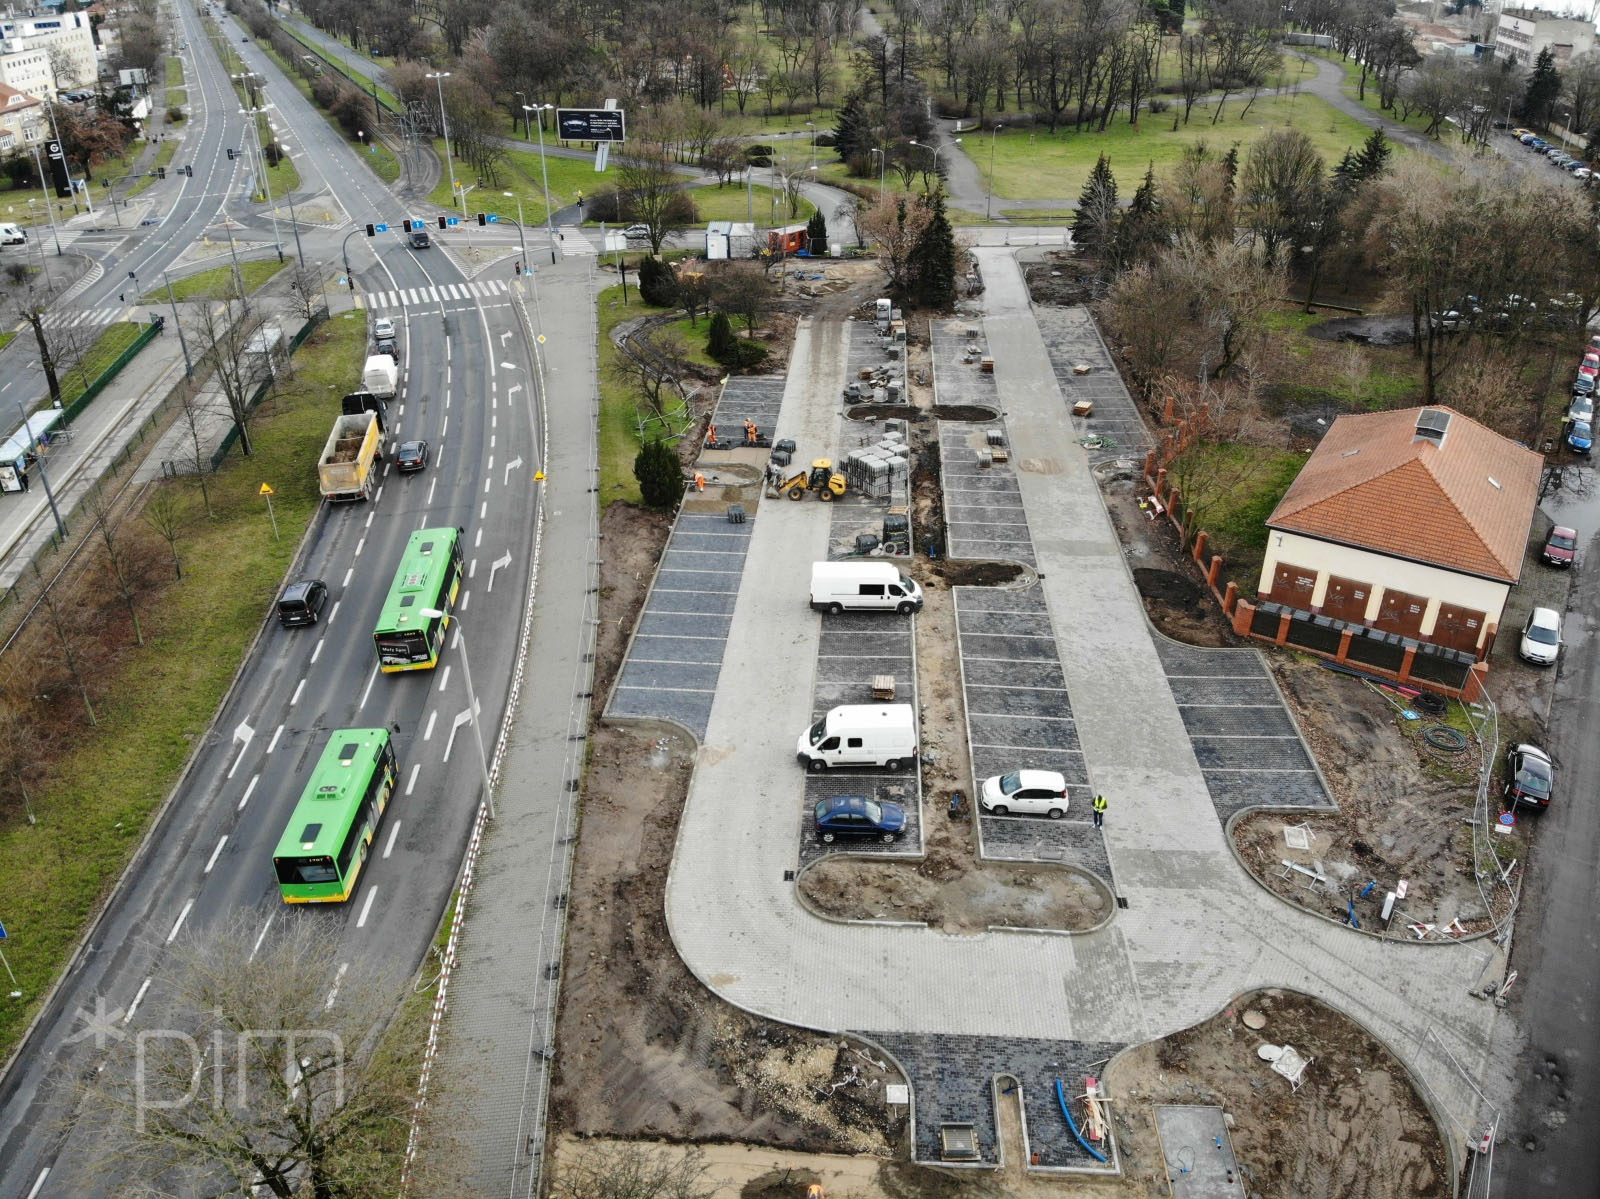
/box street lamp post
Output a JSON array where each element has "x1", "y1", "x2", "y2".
[
  {"x1": 986, "y1": 123, "x2": 1003, "y2": 220},
  {"x1": 427, "y1": 71, "x2": 460, "y2": 219},
  {"x1": 278, "y1": 142, "x2": 306, "y2": 268},
  {"x1": 502, "y1": 191, "x2": 529, "y2": 267},
  {"x1": 418, "y1": 609, "x2": 495, "y2": 818},
  {"x1": 523, "y1": 103, "x2": 557, "y2": 261},
  {"x1": 162, "y1": 269, "x2": 194, "y2": 378},
  {"x1": 909, "y1": 138, "x2": 962, "y2": 190},
  {"x1": 514, "y1": 90, "x2": 528, "y2": 139},
  {"x1": 26, "y1": 140, "x2": 61, "y2": 255},
  {"x1": 805, "y1": 119, "x2": 817, "y2": 172},
  {"x1": 239, "y1": 101, "x2": 284, "y2": 262},
  {"x1": 13, "y1": 395, "x2": 65, "y2": 539}
]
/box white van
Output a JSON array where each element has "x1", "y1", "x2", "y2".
[
  {"x1": 0, "y1": 224, "x2": 27, "y2": 246},
  {"x1": 796, "y1": 704, "x2": 918, "y2": 772},
  {"x1": 809, "y1": 561, "x2": 922, "y2": 614}
]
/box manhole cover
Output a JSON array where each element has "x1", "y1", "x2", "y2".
[
  {"x1": 1242, "y1": 1009, "x2": 1267, "y2": 1030},
  {"x1": 1283, "y1": 825, "x2": 1311, "y2": 850}
]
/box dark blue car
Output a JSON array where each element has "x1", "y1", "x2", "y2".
[
  {"x1": 813, "y1": 795, "x2": 906, "y2": 843},
  {"x1": 1568, "y1": 419, "x2": 1592, "y2": 454}
]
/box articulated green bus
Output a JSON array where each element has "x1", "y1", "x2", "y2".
[
  {"x1": 272, "y1": 728, "x2": 399, "y2": 903},
  {"x1": 372, "y1": 526, "x2": 463, "y2": 672}
]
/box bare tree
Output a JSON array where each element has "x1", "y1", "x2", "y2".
[
  {"x1": 80, "y1": 910, "x2": 454, "y2": 1198},
  {"x1": 192, "y1": 293, "x2": 273, "y2": 457},
  {"x1": 706, "y1": 261, "x2": 774, "y2": 336},
  {"x1": 857, "y1": 193, "x2": 933, "y2": 293},
  {"x1": 141, "y1": 485, "x2": 187, "y2": 579},
  {"x1": 36, "y1": 590, "x2": 97, "y2": 726},
  {"x1": 609, "y1": 330, "x2": 688, "y2": 419},
  {"x1": 550, "y1": 1143, "x2": 718, "y2": 1199},
  {"x1": 616, "y1": 140, "x2": 686, "y2": 255},
  {"x1": 0, "y1": 691, "x2": 45, "y2": 823},
  {"x1": 83, "y1": 489, "x2": 150, "y2": 645},
  {"x1": 285, "y1": 264, "x2": 326, "y2": 323},
  {"x1": 1240, "y1": 128, "x2": 1324, "y2": 261}
]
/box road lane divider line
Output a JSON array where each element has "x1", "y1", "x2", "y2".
[
  {"x1": 324, "y1": 962, "x2": 348, "y2": 1010},
  {"x1": 355, "y1": 536, "x2": 365, "y2": 557},
  {"x1": 205, "y1": 836, "x2": 227, "y2": 874},
  {"x1": 459, "y1": 588, "x2": 470, "y2": 612},
  {"x1": 423, "y1": 709, "x2": 437, "y2": 740},
  {"x1": 238, "y1": 773, "x2": 259, "y2": 811},
  {"x1": 291, "y1": 677, "x2": 306, "y2": 706},
  {"x1": 441, "y1": 709, "x2": 471, "y2": 762},
  {"x1": 356, "y1": 887, "x2": 378, "y2": 928},
  {"x1": 166, "y1": 899, "x2": 194, "y2": 943},
  {"x1": 343, "y1": 567, "x2": 353, "y2": 587},
  {"x1": 427, "y1": 477, "x2": 437, "y2": 505},
  {"x1": 468, "y1": 557, "x2": 477, "y2": 579},
  {"x1": 328, "y1": 600, "x2": 341, "y2": 625},
  {"x1": 359, "y1": 662, "x2": 379, "y2": 710},
  {"x1": 383, "y1": 821, "x2": 401, "y2": 858},
  {"x1": 25, "y1": 1168, "x2": 49, "y2": 1199},
  {"x1": 406, "y1": 763, "x2": 420, "y2": 795},
  {"x1": 312, "y1": 637, "x2": 325, "y2": 664},
  {"x1": 375, "y1": 484, "x2": 384, "y2": 504},
  {"x1": 438, "y1": 665, "x2": 452, "y2": 692},
  {"x1": 124, "y1": 978, "x2": 152, "y2": 1024},
  {"x1": 249, "y1": 913, "x2": 275, "y2": 962},
  {"x1": 266, "y1": 724, "x2": 284, "y2": 754},
  {"x1": 365, "y1": 509, "x2": 374, "y2": 529}
]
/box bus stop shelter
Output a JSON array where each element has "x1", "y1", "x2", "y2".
[{"x1": 0, "y1": 408, "x2": 65, "y2": 493}]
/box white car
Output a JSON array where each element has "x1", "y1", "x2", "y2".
[
  {"x1": 1519, "y1": 607, "x2": 1562, "y2": 666},
  {"x1": 622, "y1": 223, "x2": 650, "y2": 239},
  {"x1": 1569, "y1": 395, "x2": 1594, "y2": 424},
  {"x1": 373, "y1": 316, "x2": 395, "y2": 341},
  {"x1": 979, "y1": 769, "x2": 1070, "y2": 818}
]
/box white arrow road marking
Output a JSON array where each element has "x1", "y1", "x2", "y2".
[
  {"x1": 488, "y1": 551, "x2": 512, "y2": 592},
  {"x1": 227, "y1": 722, "x2": 254, "y2": 778},
  {"x1": 504, "y1": 456, "x2": 522, "y2": 486},
  {"x1": 442, "y1": 709, "x2": 472, "y2": 762},
  {"x1": 499, "y1": 329, "x2": 511, "y2": 346}
]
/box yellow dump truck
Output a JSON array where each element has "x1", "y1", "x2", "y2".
[{"x1": 317, "y1": 411, "x2": 382, "y2": 502}]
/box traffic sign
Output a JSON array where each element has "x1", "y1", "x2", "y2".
[
  {"x1": 259, "y1": 483, "x2": 275, "y2": 495},
  {"x1": 485, "y1": 213, "x2": 499, "y2": 223},
  {"x1": 373, "y1": 222, "x2": 389, "y2": 233},
  {"x1": 557, "y1": 108, "x2": 626, "y2": 142},
  {"x1": 446, "y1": 217, "x2": 460, "y2": 227}
]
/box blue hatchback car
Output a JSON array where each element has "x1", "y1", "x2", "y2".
[
  {"x1": 1568, "y1": 419, "x2": 1593, "y2": 454},
  {"x1": 813, "y1": 795, "x2": 906, "y2": 843}
]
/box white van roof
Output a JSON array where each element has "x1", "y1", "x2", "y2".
[
  {"x1": 811, "y1": 560, "x2": 902, "y2": 579},
  {"x1": 826, "y1": 703, "x2": 915, "y2": 728}
]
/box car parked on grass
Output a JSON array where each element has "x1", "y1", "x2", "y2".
[
  {"x1": 813, "y1": 795, "x2": 906, "y2": 843},
  {"x1": 1519, "y1": 606, "x2": 1562, "y2": 665},
  {"x1": 979, "y1": 770, "x2": 1070, "y2": 819},
  {"x1": 394, "y1": 439, "x2": 429, "y2": 472},
  {"x1": 1505, "y1": 743, "x2": 1554, "y2": 810},
  {"x1": 1542, "y1": 525, "x2": 1578, "y2": 567}
]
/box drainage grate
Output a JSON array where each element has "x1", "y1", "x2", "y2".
[{"x1": 1116, "y1": 896, "x2": 1129, "y2": 909}]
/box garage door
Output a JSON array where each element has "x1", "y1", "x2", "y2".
[
  {"x1": 1266, "y1": 562, "x2": 1317, "y2": 609},
  {"x1": 1321, "y1": 575, "x2": 1369, "y2": 624},
  {"x1": 1432, "y1": 602, "x2": 1486, "y2": 654},
  {"x1": 1375, "y1": 587, "x2": 1427, "y2": 638}
]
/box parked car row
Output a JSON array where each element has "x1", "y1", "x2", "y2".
[
  {"x1": 1562, "y1": 336, "x2": 1600, "y2": 452},
  {"x1": 1428, "y1": 292, "x2": 1577, "y2": 334},
  {"x1": 1512, "y1": 127, "x2": 1596, "y2": 181}
]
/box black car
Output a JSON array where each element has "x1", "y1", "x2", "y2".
[
  {"x1": 1505, "y1": 743, "x2": 1553, "y2": 810},
  {"x1": 375, "y1": 338, "x2": 399, "y2": 363},
  {"x1": 813, "y1": 795, "x2": 906, "y2": 843},
  {"x1": 276, "y1": 578, "x2": 328, "y2": 627},
  {"x1": 395, "y1": 440, "x2": 429, "y2": 472}
]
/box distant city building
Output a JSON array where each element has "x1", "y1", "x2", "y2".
[
  {"x1": 0, "y1": 10, "x2": 97, "y2": 99},
  {"x1": 0, "y1": 77, "x2": 41, "y2": 154},
  {"x1": 1491, "y1": 8, "x2": 1596, "y2": 66}
]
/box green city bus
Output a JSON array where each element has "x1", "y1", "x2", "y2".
[
  {"x1": 372, "y1": 526, "x2": 463, "y2": 672},
  {"x1": 272, "y1": 728, "x2": 399, "y2": 903}
]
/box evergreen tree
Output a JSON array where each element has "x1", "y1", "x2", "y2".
[
  {"x1": 634, "y1": 438, "x2": 682, "y2": 510},
  {"x1": 806, "y1": 210, "x2": 828, "y2": 251},
  {"x1": 1330, "y1": 147, "x2": 1360, "y2": 193},
  {"x1": 1220, "y1": 143, "x2": 1239, "y2": 201},
  {"x1": 911, "y1": 187, "x2": 958, "y2": 307},
  {"x1": 1116, "y1": 163, "x2": 1164, "y2": 266},
  {"x1": 707, "y1": 311, "x2": 737, "y2": 363},
  {"x1": 834, "y1": 90, "x2": 867, "y2": 165},
  {"x1": 637, "y1": 256, "x2": 677, "y2": 306},
  {"x1": 1525, "y1": 48, "x2": 1561, "y2": 129},
  {"x1": 1073, "y1": 153, "x2": 1119, "y2": 258},
  {"x1": 1351, "y1": 127, "x2": 1391, "y2": 182}
]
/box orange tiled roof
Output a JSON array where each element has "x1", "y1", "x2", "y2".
[{"x1": 1265, "y1": 406, "x2": 1541, "y2": 582}]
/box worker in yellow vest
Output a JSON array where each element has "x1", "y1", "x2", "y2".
[{"x1": 1092, "y1": 794, "x2": 1107, "y2": 828}]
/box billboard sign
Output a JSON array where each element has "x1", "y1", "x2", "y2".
[
  {"x1": 45, "y1": 140, "x2": 70, "y2": 198},
  {"x1": 556, "y1": 108, "x2": 625, "y2": 142}
]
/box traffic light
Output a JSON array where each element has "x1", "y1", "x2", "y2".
[
  {"x1": 226, "y1": 148, "x2": 235, "y2": 160},
  {"x1": 183, "y1": 165, "x2": 193, "y2": 177},
  {"x1": 437, "y1": 216, "x2": 447, "y2": 229},
  {"x1": 365, "y1": 223, "x2": 376, "y2": 237},
  {"x1": 476, "y1": 212, "x2": 486, "y2": 226},
  {"x1": 155, "y1": 166, "x2": 166, "y2": 179}
]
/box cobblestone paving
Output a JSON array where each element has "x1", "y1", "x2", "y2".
[
  {"x1": 957, "y1": 586, "x2": 1110, "y2": 883},
  {"x1": 710, "y1": 374, "x2": 786, "y2": 435},
  {"x1": 604, "y1": 512, "x2": 754, "y2": 738},
  {"x1": 864, "y1": 1031, "x2": 1126, "y2": 1168},
  {"x1": 1033, "y1": 307, "x2": 1153, "y2": 467},
  {"x1": 931, "y1": 319, "x2": 1000, "y2": 411},
  {"x1": 1153, "y1": 638, "x2": 1334, "y2": 824}
]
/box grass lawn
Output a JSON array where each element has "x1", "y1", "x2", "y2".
[
  {"x1": 0, "y1": 312, "x2": 365, "y2": 1062},
  {"x1": 166, "y1": 54, "x2": 184, "y2": 86},
  {"x1": 688, "y1": 181, "x2": 813, "y2": 224},
  {"x1": 598, "y1": 279, "x2": 692, "y2": 506},
  {"x1": 1300, "y1": 46, "x2": 1443, "y2": 142},
  {"x1": 123, "y1": 141, "x2": 178, "y2": 200},
  {"x1": 977, "y1": 93, "x2": 1396, "y2": 205},
  {"x1": 1175, "y1": 442, "x2": 1306, "y2": 589},
  {"x1": 59, "y1": 322, "x2": 145, "y2": 401},
  {"x1": 657, "y1": 313, "x2": 721, "y2": 370},
  {"x1": 141, "y1": 257, "x2": 288, "y2": 302},
  {"x1": 280, "y1": 24, "x2": 400, "y2": 112},
  {"x1": 0, "y1": 330, "x2": 16, "y2": 354},
  {"x1": 427, "y1": 140, "x2": 612, "y2": 226},
  {"x1": 166, "y1": 87, "x2": 188, "y2": 107}
]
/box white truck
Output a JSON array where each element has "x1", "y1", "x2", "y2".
[
  {"x1": 361, "y1": 354, "x2": 398, "y2": 399},
  {"x1": 317, "y1": 412, "x2": 382, "y2": 502},
  {"x1": 809, "y1": 561, "x2": 922, "y2": 614},
  {"x1": 796, "y1": 704, "x2": 918, "y2": 772}
]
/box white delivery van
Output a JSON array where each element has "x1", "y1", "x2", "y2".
[
  {"x1": 361, "y1": 354, "x2": 399, "y2": 399},
  {"x1": 0, "y1": 223, "x2": 27, "y2": 246},
  {"x1": 796, "y1": 704, "x2": 918, "y2": 772},
  {"x1": 809, "y1": 561, "x2": 922, "y2": 614}
]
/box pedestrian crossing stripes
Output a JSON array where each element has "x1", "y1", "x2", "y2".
[
  {"x1": 364, "y1": 278, "x2": 510, "y2": 311},
  {"x1": 556, "y1": 225, "x2": 596, "y2": 256},
  {"x1": 37, "y1": 305, "x2": 128, "y2": 330}
]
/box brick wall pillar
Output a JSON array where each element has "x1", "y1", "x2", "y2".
[
  {"x1": 1206, "y1": 554, "x2": 1223, "y2": 590},
  {"x1": 1223, "y1": 579, "x2": 1237, "y2": 613},
  {"x1": 1335, "y1": 627, "x2": 1354, "y2": 664},
  {"x1": 1232, "y1": 596, "x2": 1255, "y2": 636},
  {"x1": 1192, "y1": 530, "x2": 1209, "y2": 563}
]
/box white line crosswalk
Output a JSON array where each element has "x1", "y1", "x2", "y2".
[
  {"x1": 36, "y1": 305, "x2": 129, "y2": 330},
  {"x1": 556, "y1": 225, "x2": 596, "y2": 256},
  {"x1": 364, "y1": 278, "x2": 511, "y2": 312}
]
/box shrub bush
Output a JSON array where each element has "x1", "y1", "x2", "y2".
[
  {"x1": 637, "y1": 255, "x2": 677, "y2": 306},
  {"x1": 633, "y1": 437, "x2": 682, "y2": 510},
  {"x1": 1147, "y1": 98, "x2": 1171, "y2": 114},
  {"x1": 745, "y1": 145, "x2": 774, "y2": 159},
  {"x1": 166, "y1": 106, "x2": 184, "y2": 123},
  {"x1": 731, "y1": 339, "x2": 768, "y2": 369},
  {"x1": 707, "y1": 311, "x2": 737, "y2": 362}
]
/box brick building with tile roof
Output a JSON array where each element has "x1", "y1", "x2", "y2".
[{"x1": 1244, "y1": 406, "x2": 1542, "y2": 694}]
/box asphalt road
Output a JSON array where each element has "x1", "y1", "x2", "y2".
[
  {"x1": 1493, "y1": 475, "x2": 1600, "y2": 1195},
  {"x1": 0, "y1": 2, "x2": 547, "y2": 1194}
]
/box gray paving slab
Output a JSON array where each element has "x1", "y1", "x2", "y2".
[
  {"x1": 930, "y1": 319, "x2": 1001, "y2": 411},
  {"x1": 1153, "y1": 1106, "x2": 1246, "y2": 1197},
  {"x1": 604, "y1": 511, "x2": 754, "y2": 739},
  {"x1": 664, "y1": 282, "x2": 1504, "y2": 1180},
  {"x1": 711, "y1": 375, "x2": 786, "y2": 432},
  {"x1": 939, "y1": 420, "x2": 1037, "y2": 567}
]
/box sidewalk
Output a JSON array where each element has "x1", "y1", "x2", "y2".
[{"x1": 660, "y1": 252, "x2": 1505, "y2": 1170}]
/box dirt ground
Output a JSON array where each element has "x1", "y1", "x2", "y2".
[{"x1": 1107, "y1": 989, "x2": 1450, "y2": 1199}]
